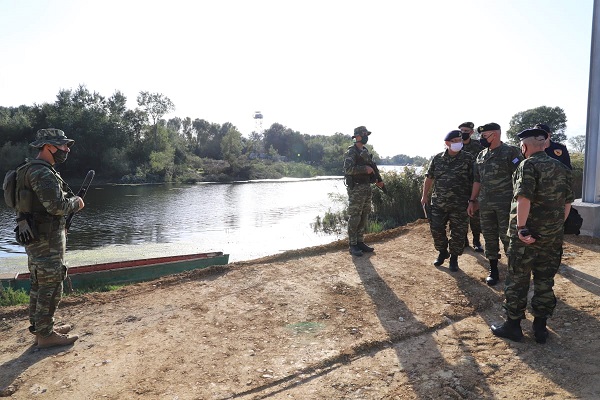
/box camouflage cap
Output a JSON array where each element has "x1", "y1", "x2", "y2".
[
  {"x1": 29, "y1": 128, "x2": 75, "y2": 148},
  {"x1": 353, "y1": 126, "x2": 371, "y2": 137}
]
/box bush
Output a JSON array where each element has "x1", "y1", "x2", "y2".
[
  {"x1": 371, "y1": 167, "x2": 425, "y2": 229},
  {"x1": 571, "y1": 152, "x2": 584, "y2": 198},
  {"x1": 313, "y1": 167, "x2": 425, "y2": 234},
  {"x1": 0, "y1": 287, "x2": 29, "y2": 307}
]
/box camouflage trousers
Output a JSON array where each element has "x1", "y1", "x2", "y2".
[
  {"x1": 347, "y1": 183, "x2": 372, "y2": 245},
  {"x1": 429, "y1": 204, "x2": 469, "y2": 256},
  {"x1": 503, "y1": 236, "x2": 564, "y2": 320},
  {"x1": 26, "y1": 223, "x2": 67, "y2": 337},
  {"x1": 479, "y1": 204, "x2": 510, "y2": 260}
]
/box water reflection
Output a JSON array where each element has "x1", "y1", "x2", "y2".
[{"x1": 0, "y1": 178, "x2": 347, "y2": 271}]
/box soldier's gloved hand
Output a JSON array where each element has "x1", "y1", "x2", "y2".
[{"x1": 16, "y1": 216, "x2": 35, "y2": 244}]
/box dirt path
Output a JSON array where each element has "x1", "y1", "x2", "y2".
[{"x1": 1, "y1": 220, "x2": 599, "y2": 399}]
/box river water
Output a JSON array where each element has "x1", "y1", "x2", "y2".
[{"x1": 0, "y1": 177, "x2": 348, "y2": 276}]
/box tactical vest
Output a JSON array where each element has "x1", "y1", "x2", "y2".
[
  {"x1": 15, "y1": 160, "x2": 64, "y2": 219},
  {"x1": 347, "y1": 145, "x2": 371, "y2": 184}
]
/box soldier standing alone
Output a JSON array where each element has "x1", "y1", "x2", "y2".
[
  {"x1": 490, "y1": 128, "x2": 574, "y2": 343},
  {"x1": 343, "y1": 126, "x2": 384, "y2": 257},
  {"x1": 467, "y1": 123, "x2": 523, "y2": 285},
  {"x1": 421, "y1": 130, "x2": 474, "y2": 271},
  {"x1": 17, "y1": 129, "x2": 84, "y2": 348}
]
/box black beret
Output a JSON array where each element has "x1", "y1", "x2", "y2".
[
  {"x1": 458, "y1": 122, "x2": 474, "y2": 129},
  {"x1": 534, "y1": 123, "x2": 551, "y2": 133},
  {"x1": 517, "y1": 128, "x2": 548, "y2": 140},
  {"x1": 477, "y1": 123, "x2": 501, "y2": 134},
  {"x1": 353, "y1": 126, "x2": 371, "y2": 137},
  {"x1": 444, "y1": 130, "x2": 462, "y2": 141}
]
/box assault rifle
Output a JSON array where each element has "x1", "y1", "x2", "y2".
[
  {"x1": 65, "y1": 170, "x2": 95, "y2": 231},
  {"x1": 369, "y1": 163, "x2": 388, "y2": 195}
]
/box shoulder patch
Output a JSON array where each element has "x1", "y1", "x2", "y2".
[
  {"x1": 512, "y1": 157, "x2": 520, "y2": 164},
  {"x1": 554, "y1": 149, "x2": 563, "y2": 157}
]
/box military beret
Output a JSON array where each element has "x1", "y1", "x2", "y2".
[
  {"x1": 477, "y1": 123, "x2": 501, "y2": 134},
  {"x1": 517, "y1": 128, "x2": 548, "y2": 140},
  {"x1": 534, "y1": 123, "x2": 551, "y2": 133},
  {"x1": 444, "y1": 130, "x2": 462, "y2": 141},
  {"x1": 458, "y1": 122, "x2": 474, "y2": 129},
  {"x1": 353, "y1": 126, "x2": 371, "y2": 137}
]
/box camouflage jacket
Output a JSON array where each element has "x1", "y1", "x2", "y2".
[
  {"x1": 20, "y1": 158, "x2": 80, "y2": 221},
  {"x1": 508, "y1": 151, "x2": 574, "y2": 240},
  {"x1": 462, "y1": 138, "x2": 484, "y2": 158},
  {"x1": 474, "y1": 142, "x2": 523, "y2": 206},
  {"x1": 344, "y1": 145, "x2": 374, "y2": 184},
  {"x1": 425, "y1": 149, "x2": 474, "y2": 208}
]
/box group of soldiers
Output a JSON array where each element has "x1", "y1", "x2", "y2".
[
  {"x1": 343, "y1": 123, "x2": 574, "y2": 344},
  {"x1": 422, "y1": 121, "x2": 574, "y2": 344}
]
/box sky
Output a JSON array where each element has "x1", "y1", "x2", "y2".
[{"x1": 0, "y1": 0, "x2": 594, "y2": 158}]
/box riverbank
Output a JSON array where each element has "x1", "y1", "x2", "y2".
[{"x1": 1, "y1": 220, "x2": 599, "y2": 399}]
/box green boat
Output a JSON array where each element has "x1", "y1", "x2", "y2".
[{"x1": 1, "y1": 251, "x2": 229, "y2": 292}]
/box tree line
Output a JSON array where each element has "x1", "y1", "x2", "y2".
[{"x1": 0, "y1": 86, "x2": 426, "y2": 184}]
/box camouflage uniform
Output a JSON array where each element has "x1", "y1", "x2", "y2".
[
  {"x1": 425, "y1": 149, "x2": 474, "y2": 256},
  {"x1": 504, "y1": 152, "x2": 574, "y2": 320},
  {"x1": 462, "y1": 139, "x2": 484, "y2": 242},
  {"x1": 18, "y1": 130, "x2": 80, "y2": 337},
  {"x1": 344, "y1": 144, "x2": 374, "y2": 246},
  {"x1": 474, "y1": 143, "x2": 523, "y2": 259}
]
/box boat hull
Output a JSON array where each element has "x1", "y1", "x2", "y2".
[{"x1": 1, "y1": 252, "x2": 229, "y2": 292}]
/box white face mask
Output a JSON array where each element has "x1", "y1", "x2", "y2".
[{"x1": 449, "y1": 142, "x2": 463, "y2": 152}]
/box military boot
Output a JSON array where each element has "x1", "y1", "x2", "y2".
[
  {"x1": 33, "y1": 324, "x2": 73, "y2": 345},
  {"x1": 37, "y1": 331, "x2": 79, "y2": 349},
  {"x1": 486, "y1": 259, "x2": 499, "y2": 286},
  {"x1": 349, "y1": 245, "x2": 363, "y2": 257},
  {"x1": 448, "y1": 254, "x2": 459, "y2": 272},
  {"x1": 433, "y1": 250, "x2": 449, "y2": 267},
  {"x1": 490, "y1": 318, "x2": 523, "y2": 342},
  {"x1": 472, "y1": 234, "x2": 484, "y2": 252},
  {"x1": 357, "y1": 242, "x2": 374, "y2": 252},
  {"x1": 532, "y1": 317, "x2": 549, "y2": 344}
]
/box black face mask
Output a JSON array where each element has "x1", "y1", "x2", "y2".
[
  {"x1": 360, "y1": 135, "x2": 369, "y2": 144},
  {"x1": 479, "y1": 137, "x2": 492, "y2": 148},
  {"x1": 461, "y1": 132, "x2": 470, "y2": 141},
  {"x1": 51, "y1": 147, "x2": 69, "y2": 164}
]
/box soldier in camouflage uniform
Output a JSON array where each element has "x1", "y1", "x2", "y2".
[
  {"x1": 468, "y1": 123, "x2": 523, "y2": 286},
  {"x1": 421, "y1": 130, "x2": 474, "y2": 271},
  {"x1": 491, "y1": 128, "x2": 574, "y2": 343},
  {"x1": 343, "y1": 126, "x2": 384, "y2": 257},
  {"x1": 18, "y1": 129, "x2": 84, "y2": 348},
  {"x1": 458, "y1": 122, "x2": 484, "y2": 252}
]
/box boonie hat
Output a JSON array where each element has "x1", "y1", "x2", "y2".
[
  {"x1": 353, "y1": 126, "x2": 371, "y2": 137},
  {"x1": 29, "y1": 129, "x2": 75, "y2": 148}
]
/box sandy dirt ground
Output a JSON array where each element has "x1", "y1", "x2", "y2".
[{"x1": 1, "y1": 220, "x2": 599, "y2": 400}]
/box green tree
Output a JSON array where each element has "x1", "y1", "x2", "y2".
[
  {"x1": 568, "y1": 135, "x2": 586, "y2": 153},
  {"x1": 137, "y1": 92, "x2": 175, "y2": 149},
  {"x1": 221, "y1": 128, "x2": 243, "y2": 163},
  {"x1": 506, "y1": 106, "x2": 567, "y2": 144}
]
